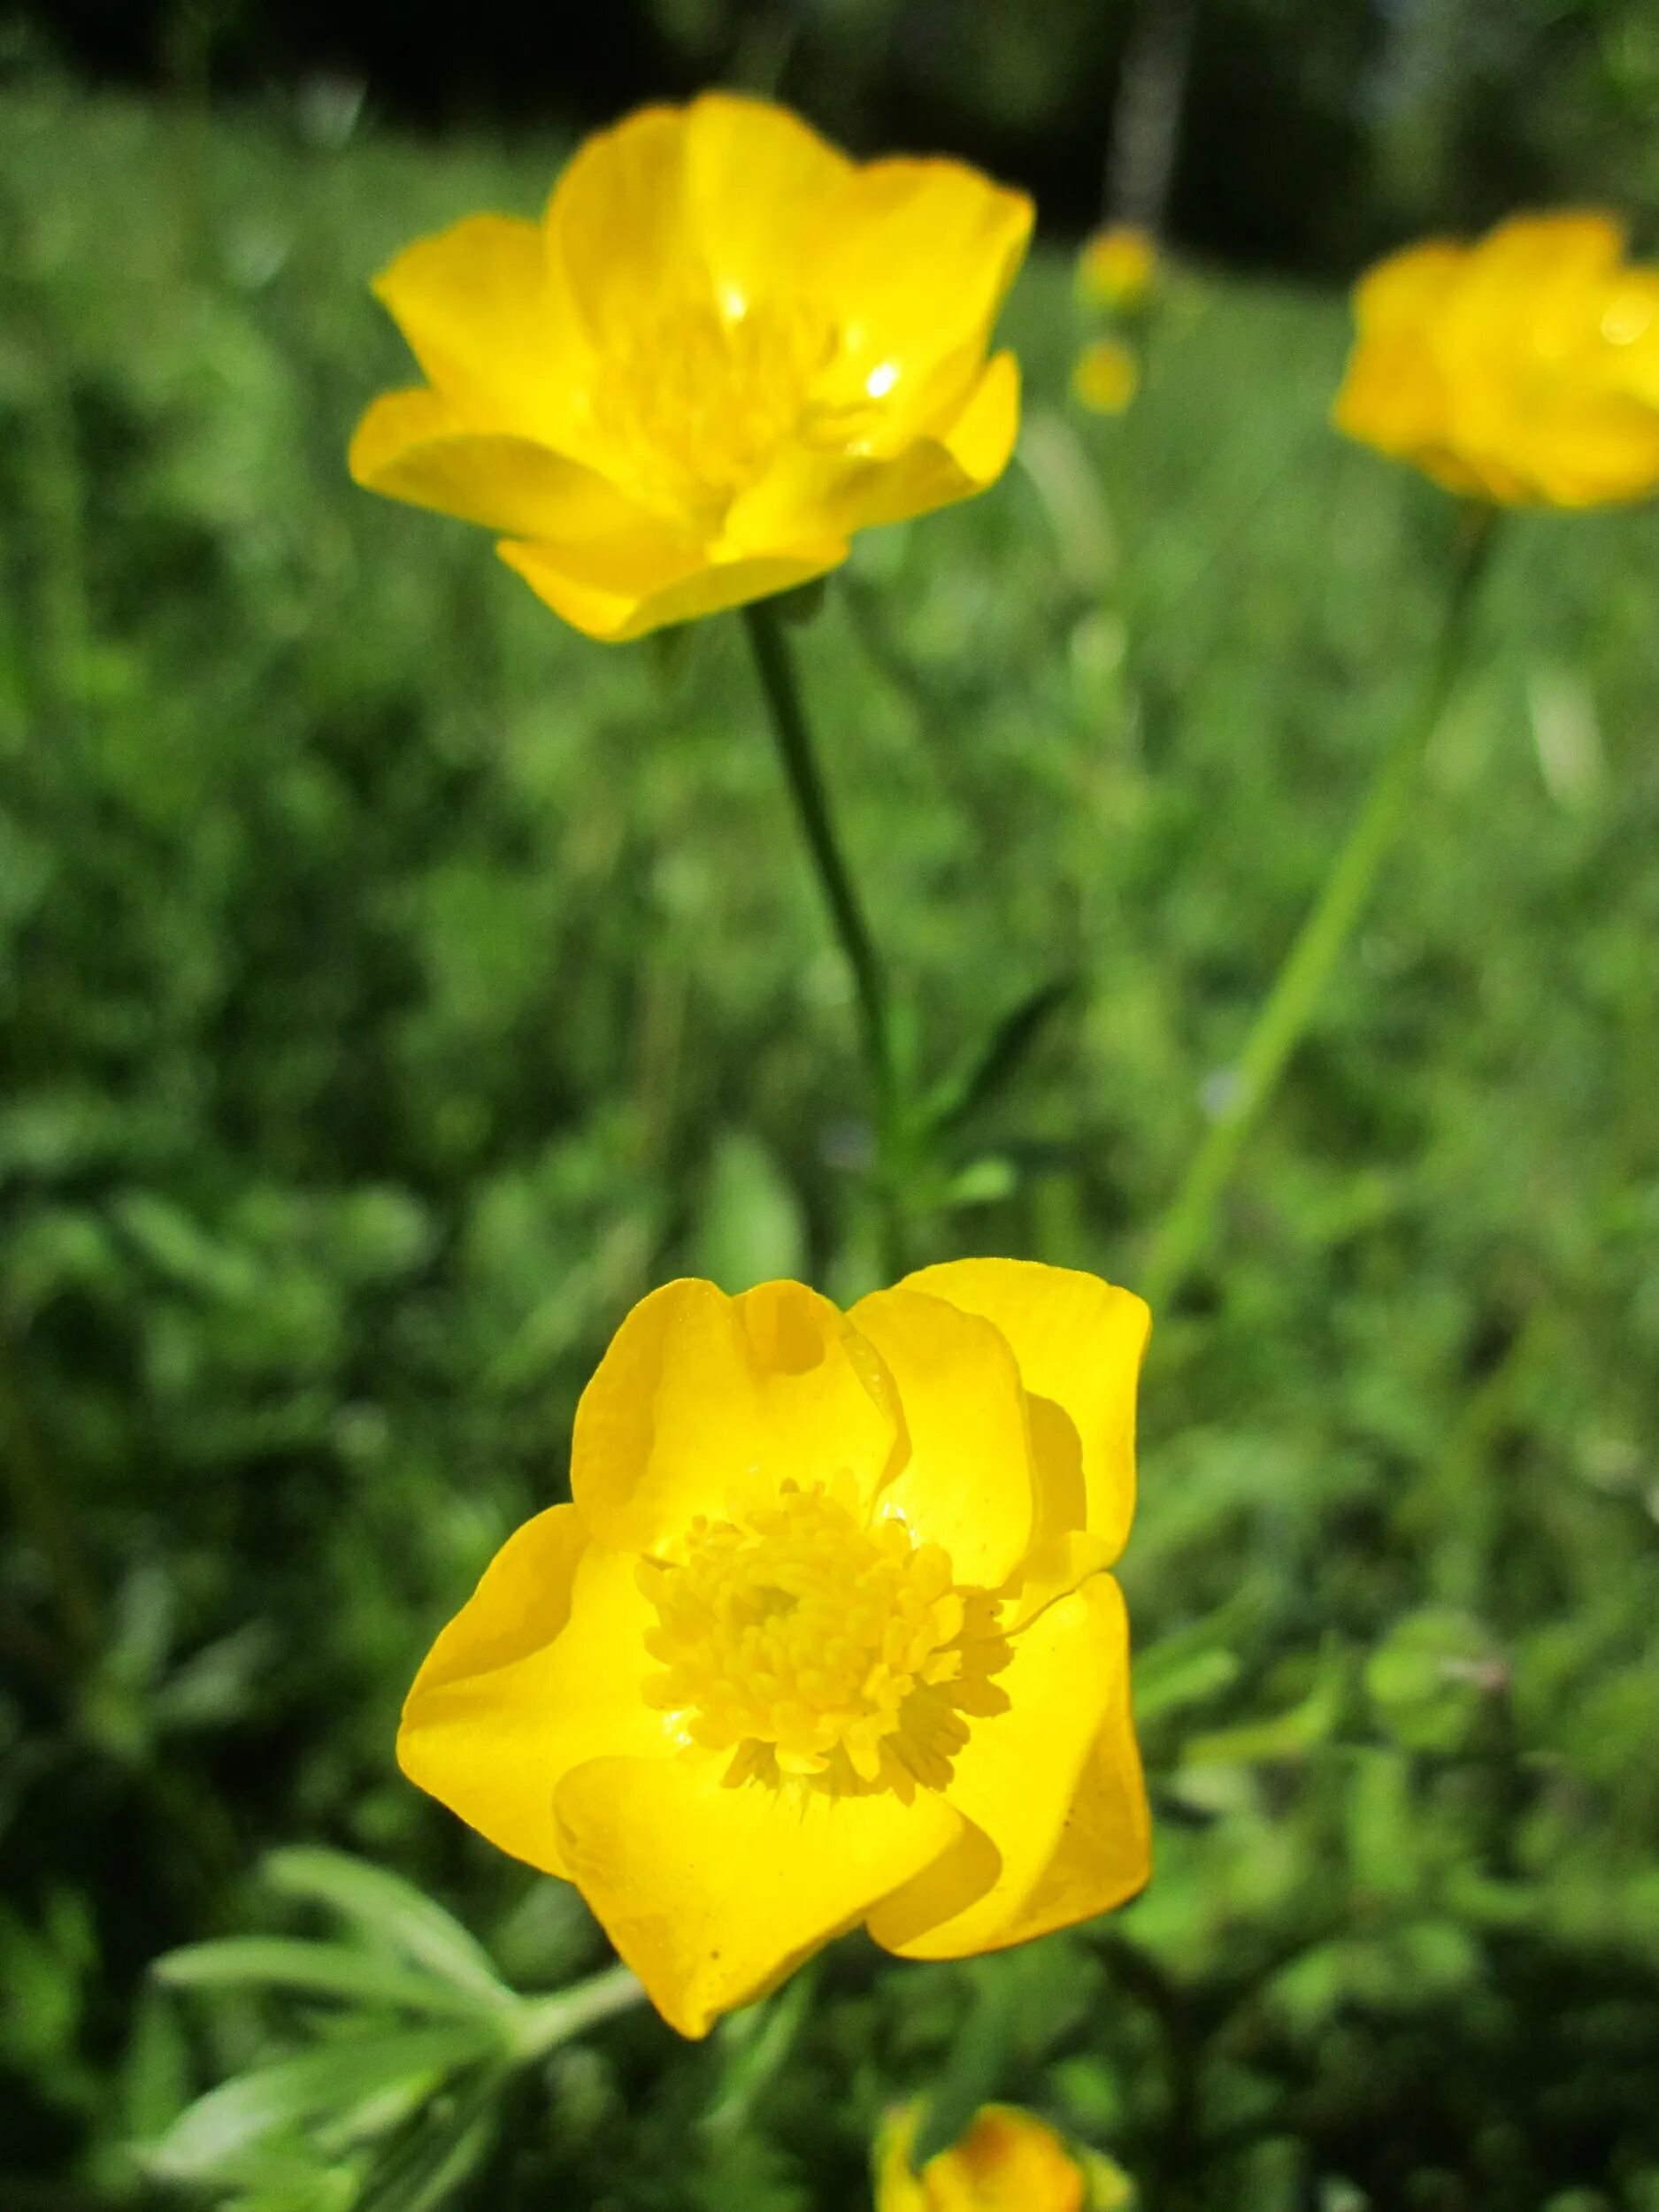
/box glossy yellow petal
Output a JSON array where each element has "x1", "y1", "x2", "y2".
[
  {"x1": 397, "y1": 1509, "x2": 671, "y2": 1877},
  {"x1": 544, "y1": 103, "x2": 691, "y2": 348},
  {"x1": 878, "y1": 1574, "x2": 1147, "y2": 1959},
  {"x1": 349, "y1": 387, "x2": 663, "y2": 542},
  {"x1": 799, "y1": 159, "x2": 1033, "y2": 447},
  {"x1": 497, "y1": 534, "x2": 847, "y2": 642},
  {"x1": 899, "y1": 1260, "x2": 1148, "y2": 1563},
  {"x1": 553, "y1": 1752, "x2": 961, "y2": 2036},
  {"x1": 681, "y1": 92, "x2": 855, "y2": 302},
  {"x1": 922, "y1": 2107, "x2": 1089, "y2": 2212},
  {"x1": 1350, "y1": 239, "x2": 1465, "y2": 334},
  {"x1": 370, "y1": 213, "x2": 579, "y2": 444},
  {"x1": 569, "y1": 1278, "x2": 902, "y2": 1554},
  {"x1": 849, "y1": 1286, "x2": 1035, "y2": 1586},
  {"x1": 726, "y1": 350, "x2": 1019, "y2": 553}
]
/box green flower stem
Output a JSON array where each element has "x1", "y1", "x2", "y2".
[
  {"x1": 511, "y1": 1962, "x2": 647, "y2": 2060},
  {"x1": 742, "y1": 599, "x2": 905, "y2": 1271},
  {"x1": 1141, "y1": 503, "x2": 1499, "y2": 1314}
]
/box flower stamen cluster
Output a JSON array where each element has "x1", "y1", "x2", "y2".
[{"x1": 639, "y1": 1480, "x2": 1006, "y2": 1793}]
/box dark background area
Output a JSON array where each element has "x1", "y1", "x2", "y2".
[{"x1": 9, "y1": 0, "x2": 1659, "y2": 267}]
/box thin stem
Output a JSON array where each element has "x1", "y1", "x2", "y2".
[
  {"x1": 741, "y1": 600, "x2": 904, "y2": 1271},
  {"x1": 511, "y1": 1962, "x2": 647, "y2": 2060},
  {"x1": 1141, "y1": 504, "x2": 1498, "y2": 1313}
]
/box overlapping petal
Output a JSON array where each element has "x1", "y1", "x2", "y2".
[
  {"x1": 570, "y1": 1277, "x2": 902, "y2": 1554},
  {"x1": 875, "y1": 1573, "x2": 1147, "y2": 1960},
  {"x1": 849, "y1": 1286, "x2": 1035, "y2": 1586},
  {"x1": 554, "y1": 1749, "x2": 961, "y2": 2036},
  {"x1": 397, "y1": 1509, "x2": 670, "y2": 1877},
  {"x1": 900, "y1": 1259, "x2": 1149, "y2": 1563}
]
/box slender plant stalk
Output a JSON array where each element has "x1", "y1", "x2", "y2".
[
  {"x1": 742, "y1": 600, "x2": 905, "y2": 1271},
  {"x1": 1141, "y1": 504, "x2": 1498, "y2": 1312}
]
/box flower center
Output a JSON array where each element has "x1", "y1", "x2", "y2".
[
  {"x1": 640, "y1": 1481, "x2": 1009, "y2": 1794},
  {"x1": 594, "y1": 293, "x2": 836, "y2": 518}
]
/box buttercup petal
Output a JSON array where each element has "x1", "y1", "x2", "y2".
[
  {"x1": 799, "y1": 159, "x2": 1033, "y2": 448},
  {"x1": 681, "y1": 92, "x2": 855, "y2": 303},
  {"x1": 349, "y1": 388, "x2": 663, "y2": 541},
  {"x1": 899, "y1": 1260, "x2": 1148, "y2": 1563},
  {"x1": 570, "y1": 1278, "x2": 902, "y2": 1553},
  {"x1": 369, "y1": 213, "x2": 580, "y2": 444},
  {"x1": 730, "y1": 351, "x2": 1020, "y2": 552},
  {"x1": 554, "y1": 1752, "x2": 961, "y2": 2036},
  {"x1": 545, "y1": 103, "x2": 693, "y2": 347},
  {"x1": 849, "y1": 1286, "x2": 1036, "y2": 1586},
  {"x1": 918, "y1": 2107, "x2": 1093, "y2": 2212},
  {"x1": 498, "y1": 534, "x2": 848, "y2": 643},
  {"x1": 877, "y1": 1574, "x2": 1147, "y2": 1959},
  {"x1": 397, "y1": 1509, "x2": 671, "y2": 1877}
]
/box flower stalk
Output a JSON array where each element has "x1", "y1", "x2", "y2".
[
  {"x1": 1141, "y1": 503, "x2": 1498, "y2": 1311},
  {"x1": 742, "y1": 598, "x2": 906, "y2": 1271}
]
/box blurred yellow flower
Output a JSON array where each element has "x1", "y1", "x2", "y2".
[
  {"x1": 876, "y1": 2102, "x2": 1133, "y2": 2212},
  {"x1": 399, "y1": 1262, "x2": 1150, "y2": 2037},
  {"x1": 1333, "y1": 211, "x2": 1659, "y2": 506},
  {"x1": 349, "y1": 94, "x2": 1032, "y2": 641},
  {"x1": 1072, "y1": 338, "x2": 1141, "y2": 416},
  {"x1": 1078, "y1": 223, "x2": 1159, "y2": 315}
]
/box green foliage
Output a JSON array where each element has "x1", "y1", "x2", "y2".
[{"x1": 2, "y1": 77, "x2": 1659, "y2": 2212}]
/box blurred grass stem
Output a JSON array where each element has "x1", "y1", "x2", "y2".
[
  {"x1": 742, "y1": 601, "x2": 904, "y2": 1271},
  {"x1": 1141, "y1": 503, "x2": 1498, "y2": 1311}
]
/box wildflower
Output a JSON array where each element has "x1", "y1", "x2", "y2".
[
  {"x1": 1072, "y1": 338, "x2": 1140, "y2": 416},
  {"x1": 1333, "y1": 211, "x2": 1659, "y2": 506},
  {"x1": 399, "y1": 1262, "x2": 1150, "y2": 2037},
  {"x1": 1077, "y1": 223, "x2": 1159, "y2": 316},
  {"x1": 876, "y1": 2102, "x2": 1133, "y2": 2211},
  {"x1": 349, "y1": 94, "x2": 1032, "y2": 641}
]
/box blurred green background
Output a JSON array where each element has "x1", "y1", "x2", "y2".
[{"x1": 4, "y1": 6, "x2": 1659, "y2": 2209}]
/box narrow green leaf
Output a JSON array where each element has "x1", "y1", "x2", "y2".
[
  {"x1": 260, "y1": 1848, "x2": 503, "y2": 1999},
  {"x1": 154, "y1": 1936, "x2": 490, "y2": 2019},
  {"x1": 147, "y1": 2025, "x2": 494, "y2": 2179}
]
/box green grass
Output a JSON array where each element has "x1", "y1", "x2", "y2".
[{"x1": 3, "y1": 74, "x2": 1659, "y2": 2212}]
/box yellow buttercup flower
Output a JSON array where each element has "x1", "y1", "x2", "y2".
[
  {"x1": 1077, "y1": 223, "x2": 1159, "y2": 316},
  {"x1": 1333, "y1": 211, "x2": 1659, "y2": 506},
  {"x1": 1072, "y1": 338, "x2": 1140, "y2": 416},
  {"x1": 349, "y1": 94, "x2": 1033, "y2": 641},
  {"x1": 399, "y1": 1262, "x2": 1150, "y2": 2037},
  {"x1": 876, "y1": 2103, "x2": 1133, "y2": 2212}
]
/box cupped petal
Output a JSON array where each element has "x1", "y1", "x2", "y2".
[
  {"x1": 498, "y1": 534, "x2": 847, "y2": 642},
  {"x1": 570, "y1": 1278, "x2": 902, "y2": 1555},
  {"x1": 545, "y1": 103, "x2": 693, "y2": 346},
  {"x1": 349, "y1": 388, "x2": 665, "y2": 542},
  {"x1": 799, "y1": 160, "x2": 1033, "y2": 449},
  {"x1": 727, "y1": 350, "x2": 1020, "y2": 553},
  {"x1": 848, "y1": 1286, "x2": 1035, "y2": 1587},
  {"x1": 370, "y1": 214, "x2": 580, "y2": 444},
  {"x1": 554, "y1": 1753, "x2": 961, "y2": 2036},
  {"x1": 875, "y1": 1573, "x2": 1147, "y2": 1960},
  {"x1": 898, "y1": 1260, "x2": 1148, "y2": 1563},
  {"x1": 397, "y1": 1507, "x2": 671, "y2": 1877},
  {"x1": 681, "y1": 92, "x2": 855, "y2": 304}
]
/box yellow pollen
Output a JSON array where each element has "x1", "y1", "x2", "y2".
[{"x1": 639, "y1": 1482, "x2": 1009, "y2": 1793}]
